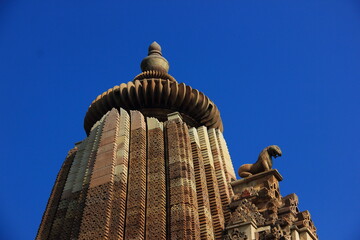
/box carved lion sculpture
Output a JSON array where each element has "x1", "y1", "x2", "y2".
[{"x1": 238, "y1": 145, "x2": 282, "y2": 178}]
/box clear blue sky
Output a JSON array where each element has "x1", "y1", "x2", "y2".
[{"x1": 1, "y1": 1, "x2": 359, "y2": 239}]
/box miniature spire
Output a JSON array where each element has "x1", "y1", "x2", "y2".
[{"x1": 140, "y1": 41, "x2": 169, "y2": 73}]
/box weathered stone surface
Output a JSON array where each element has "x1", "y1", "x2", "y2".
[
  {"x1": 208, "y1": 128, "x2": 232, "y2": 223},
  {"x1": 164, "y1": 112, "x2": 203, "y2": 240},
  {"x1": 227, "y1": 170, "x2": 318, "y2": 240},
  {"x1": 189, "y1": 127, "x2": 215, "y2": 240},
  {"x1": 146, "y1": 117, "x2": 166, "y2": 240},
  {"x1": 182, "y1": 123, "x2": 201, "y2": 240},
  {"x1": 124, "y1": 110, "x2": 147, "y2": 240},
  {"x1": 197, "y1": 126, "x2": 225, "y2": 239},
  {"x1": 238, "y1": 145, "x2": 282, "y2": 178},
  {"x1": 84, "y1": 44, "x2": 224, "y2": 135},
  {"x1": 109, "y1": 108, "x2": 130, "y2": 240},
  {"x1": 37, "y1": 43, "x2": 318, "y2": 240},
  {"x1": 36, "y1": 147, "x2": 77, "y2": 240},
  {"x1": 216, "y1": 129, "x2": 236, "y2": 187},
  {"x1": 78, "y1": 109, "x2": 120, "y2": 240}
]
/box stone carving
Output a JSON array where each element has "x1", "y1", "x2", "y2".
[
  {"x1": 231, "y1": 187, "x2": 258, "y2": 201},
  {"x1": 294, "y1": 210, "x2": 318, "y2": 236},
  {"x1": 188, "y1": 128, "x2": 215, "y2": 239},
  {"x1": 227, "y1": 170, "x2": 318, "y2": 240},
  {"x1": 166, "y1": 118, "x2": 201, "y2": 239},
  {"x1": 37, "y1": 42, "x2": 319, "y2": 240},
  {"x1": 259, "y1": 178, "x2": 280, "y2": 200},
  {"x1": 279, "y1": 193, "x2": 299, "y2": 216},
  {"x1": 238, "y1": 145, "x2": 282, "y2": 178},
  {"x1": 197, "y1": 126, "x2": 225, "y2": 239},
  {"x1": 208, "y1": 128, "x2": 232, "y2": 222},
  {"x1": 124, "y1": 111, "x2": 147, "y2": 240},
  {"x1": 263, "y1": 198, "x2": 281, "y2": 225},
  {"x1": 257, "y1": 224, "x2": 285, "y2": 240},
  {"x1": 228, "y1": 199, "x2": 265, "y2": 226},
  {"x1": 146, "y1": 118, "x2": 166, "y2": 240},
  {"x1": 270, "y1": 224, "x2": 284, "y2": 239},
  {"x1": 141, "y1": 41, "x2": 169, "y2": 73},
  {"x1": 224, "y1": 228, "x2": 248, "y2": 240},
  {"x1": 84, "y1": 43, "x2": 223, "y2": 135},
  {"x1": 36, "y1": 147, "x2": 77, "y2": 240}
]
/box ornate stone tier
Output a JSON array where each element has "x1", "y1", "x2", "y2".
[
  {"x1": 84, "y1": 74, "x2": 223, "y2": 135},
  {"x1": 225, "y1": 170, "x2": 318, "y2": 240}
]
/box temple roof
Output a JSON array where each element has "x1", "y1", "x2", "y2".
[{"x1": 84, "y1": 42, "x2": 223, "y2": 135}]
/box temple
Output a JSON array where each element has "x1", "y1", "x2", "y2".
[{"x1": 37, "y1": 42, "x2": 317, "y2": 240}]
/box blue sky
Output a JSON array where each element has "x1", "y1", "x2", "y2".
[{"x1": 1, "y1": 1, "x2": 360, "y2": 239}]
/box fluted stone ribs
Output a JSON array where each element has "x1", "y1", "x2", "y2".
[
  {"x1": 182, "y1": 122, "x2": 201, "y2": 240},
  {"x1": 36, "y1": 147, "x2": 77, "y2": 240},
  {"x1": 56, "y1": 121, "x2": 103, "y2": 239},
  {"x1": 197, "y1": 126, "x2": 225, "y2": 239},
  {"x1": 215, "y1": 129, "x2": 236, "y2": 186},
  {"x1": 166, "y1": 117, "x2": 200, "y2": 240},
  {"x1": 66, "y1": 123, "x2": 102, "y2": 239},
  {"x1": 46, "y1": 117, "x2": 106, "y2": 240},
  {"x1": 109, "y1": 108, "x2": 130, "y2": 240},
  {"x1": 71, "y1": 122, "x2": 103, "y2": 239},
  {"x1": 166, "y1": 119, "x2": 189, "y2": 239},
  {"x1": 84, "y1": 79, "x2": 223, "y2": 135},
  {"x1": 208, "y1": 129, "x2": 232, "y2": 223},
  {"x1": 189, "y1": 128, "x2": 215, "y2": 240},
  {"x1": 124, "y1": 111, "x2": 147, "y2": 240},
  {"x1": 78, "y1": 109, "x2": 120, "y2": 239},
  {"x1": 48, "y1": 139, "x2": 86, "y2": 239},
  {"x1": 146, "y1": 118, "x2": 166, "y2": 240},
  {"x1": 38, "y1": 108, "x2": 237, "y2": 240}
]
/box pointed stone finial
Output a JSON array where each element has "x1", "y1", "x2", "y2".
[
  {"x1": 148, "y1": 41, "x2": 162, "y2": 55},
  {"x1": 140, "y1": 41, "x2": 169, "y2": 73}
]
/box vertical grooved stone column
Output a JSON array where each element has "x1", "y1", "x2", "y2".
[
  {"x1": 215, "y1": 129, "x2": 236, "y2": 184},
  {"x1": 48, "y1": 140, "x2": 85, "y2": 239},
  {"x1": 124, "y1": 110, "x2": 147, "y2": 240},
  {"x1": 166, "y1": 113, "x2": 200, "y2": 240},
  {"x1": 36, "y1": 147, "x2": 77, "y2": 240},
  {"x1": 146, "y1": 117, "x2": 166, "y2": 240},
  {"x1": 166, "y1": 119, "x2": 187, "y2": 239},
  {"x1": 188, "y1": 128, "x2": 214, "y2": 240},
  {"x1": 208, "y1": 128, "x2": 231, "y2": 223},
  {"x1": 82, "y1": 116, "x2": 107, "y2": 189},
  {"x1": 60, "y1": 123, "x2": 102, "y2": 239},
  {"x1": 70, "y1": 122, "x2": 103, "y2": 239},
  {"x1": 182, "y1": 123, "x2": 201, "y2": 240},
  {"x1": 177, "y1": 123, "x2": 192, "y2": 239},
  {"x1": 78, "y1": 109, "x2": 120, "y2": 240},
  {"x1": 197, "y1": 126, "x2": 225, "y2": 240},
  {"x1": 109, "y1": 108, "x2": 130, "y2": 240}
]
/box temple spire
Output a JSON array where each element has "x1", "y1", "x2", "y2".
[{"x1": 140, "y1": 41, "x2": 169, "y2": 73}]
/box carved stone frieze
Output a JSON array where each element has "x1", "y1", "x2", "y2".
[
  {"x1": 263, "y1": 198, "x2": 281, "y2": 225},
  {"x1": 228, "y1": 199, "x2": 265, "y2": 226},
  {"x1": 226, "y1": 170, "x2": 318, "y2": 240},
  {"x1": 232, "y1": 187, "x2": 258, "y2": 202},
  {"x1": 224, "y1": 228, "x2": 248, "y2": 240},
  {"x1": 271, "y1": 224, "x2": 284, "y2": 239}
]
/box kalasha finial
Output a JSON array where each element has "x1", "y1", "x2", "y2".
[
  {"x1": 148, "y1": 41, "x2": 162, "y2": 55},
  {"x1": 140, "y1": 41, "x2": 169, "y2": 73}
]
